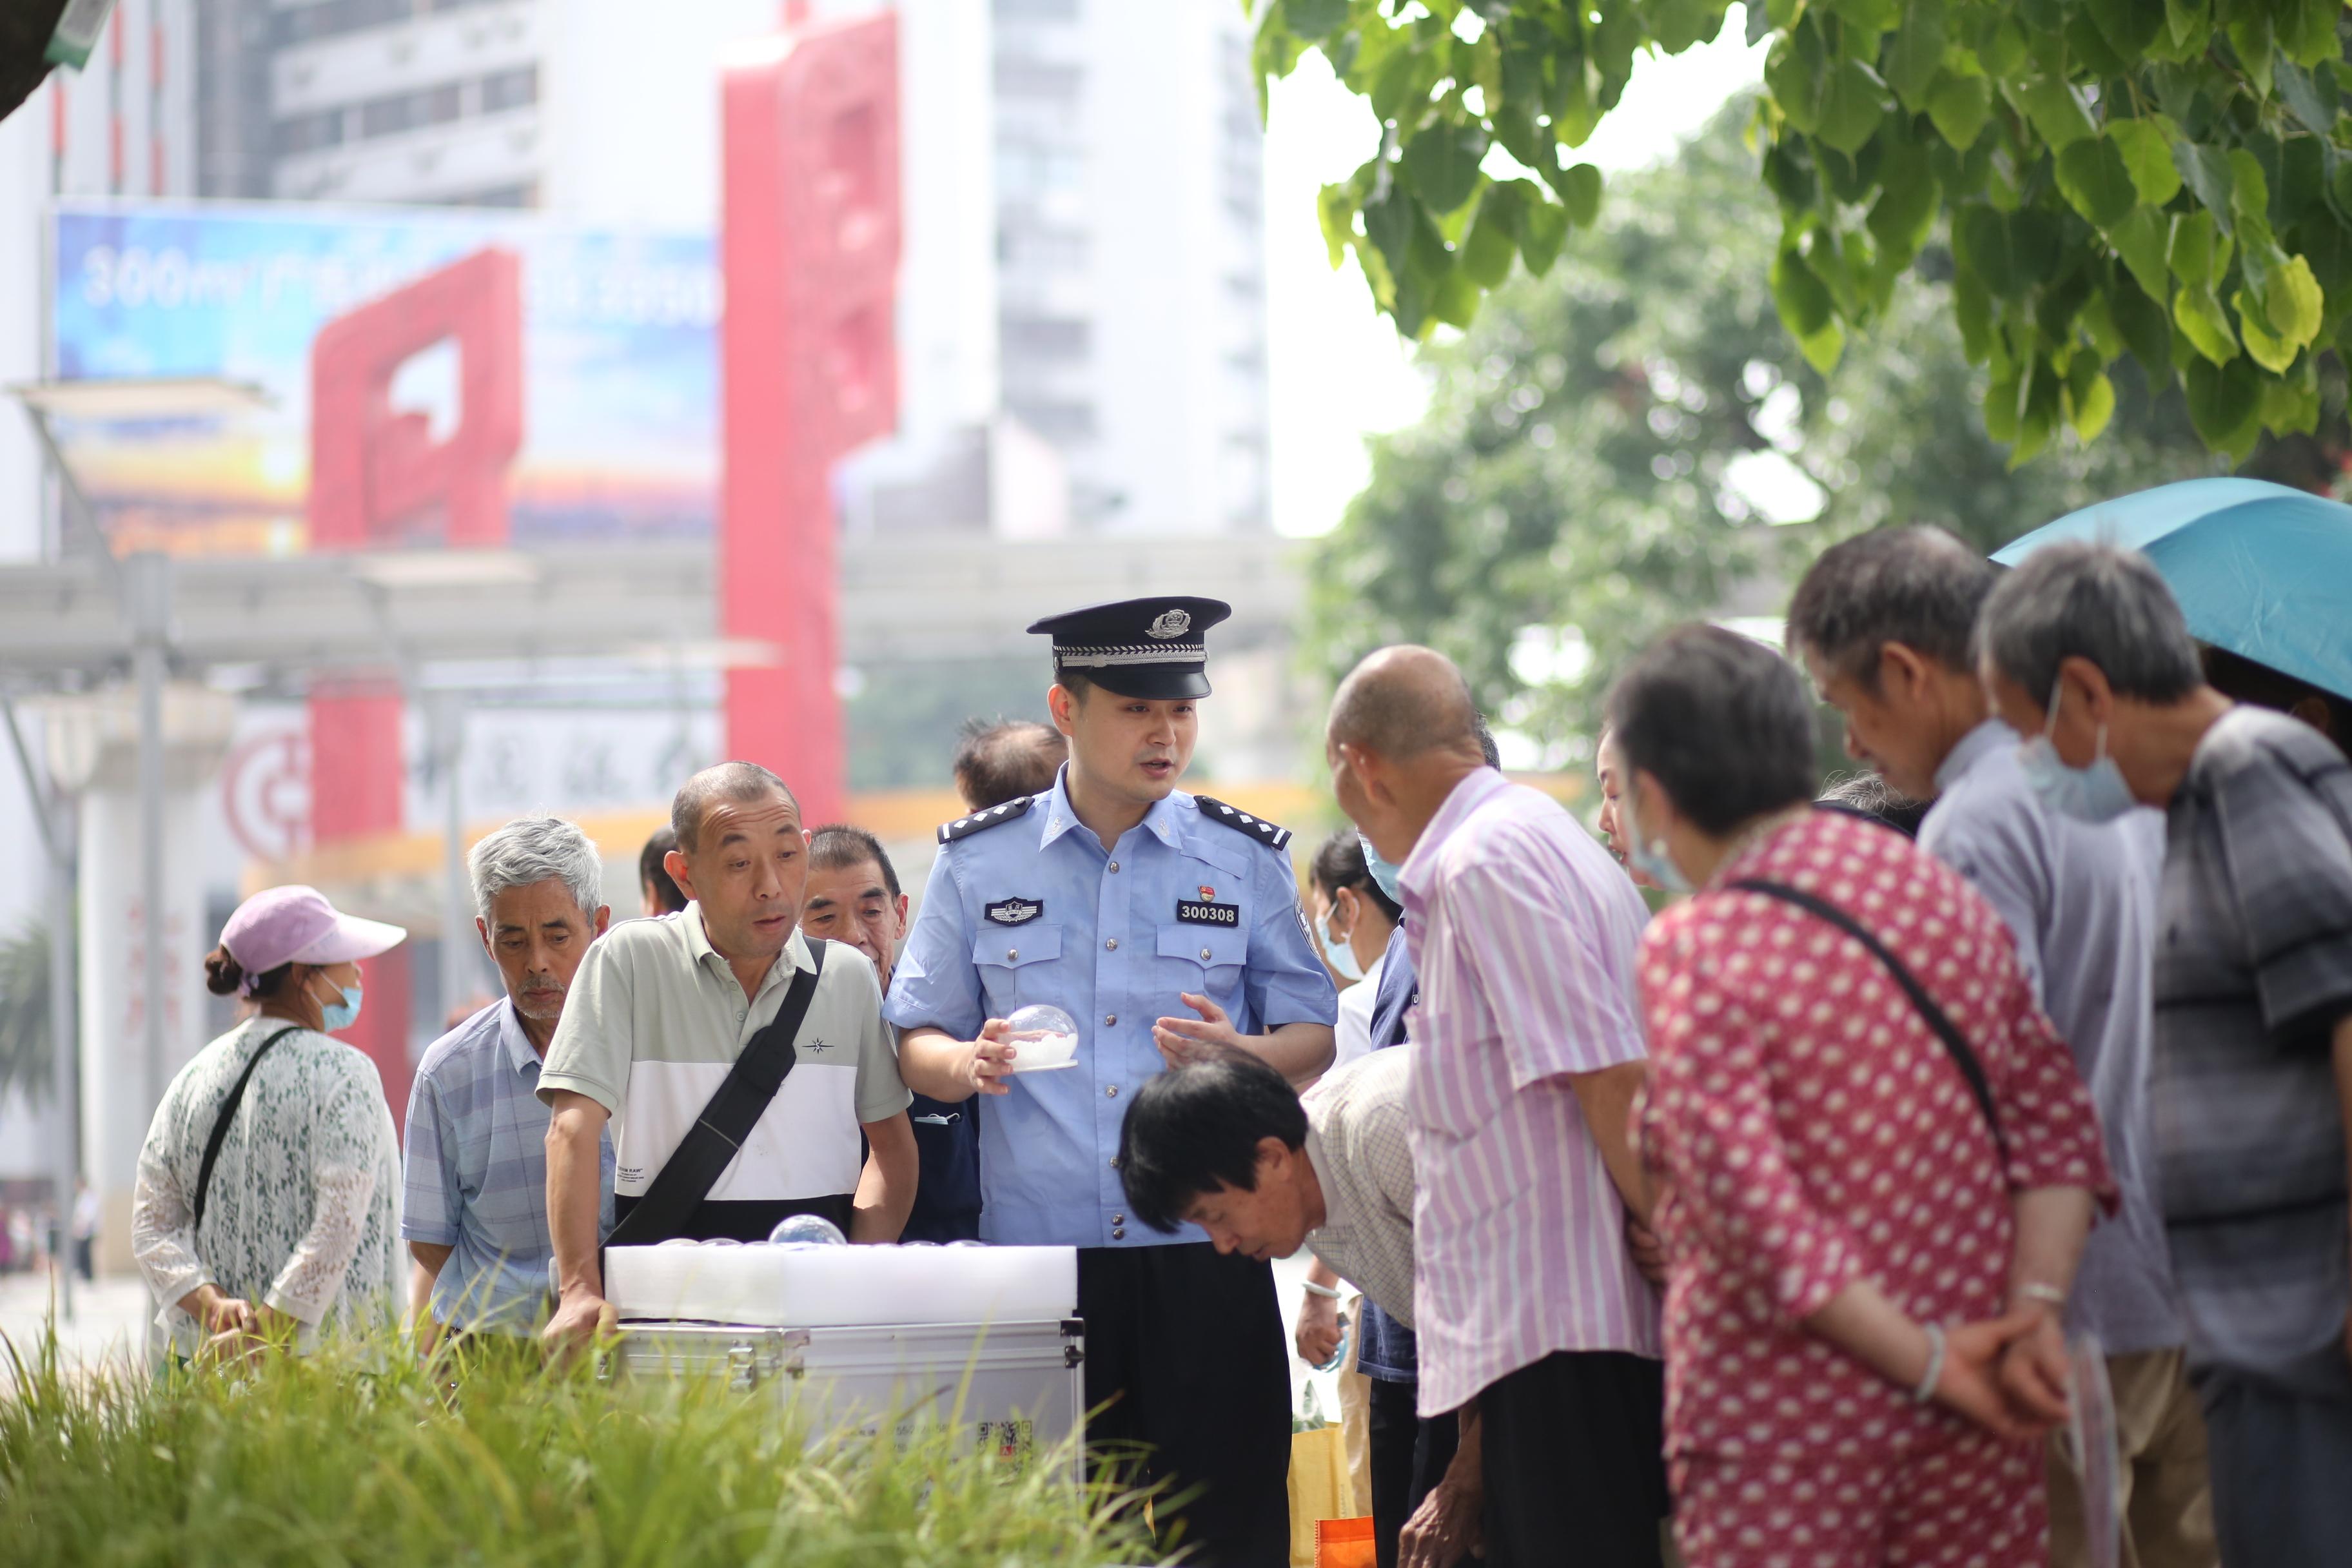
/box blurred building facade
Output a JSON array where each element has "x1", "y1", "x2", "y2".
[{"x1": 172, "y1": 0, "x2": 1270, "y2": 538}]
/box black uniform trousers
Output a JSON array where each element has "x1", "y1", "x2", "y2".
[
  {"x1": 898, "y1": 1091, "x2": 982, "y2": 1243},
  {"x1": 1367, "y1": 1376, "x2": 1462, "y2": 1568},
  {"x1": 1078, "y1": 1242, "x2": 1290, "y2": 1568},
  {"x1": 1477, "y1": 1350, "x2": 1669, "y2": 1568}
]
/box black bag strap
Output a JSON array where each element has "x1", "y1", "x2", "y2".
[
  {"x1": 1726, "y1": 877, "x2": 2008, "y2": 1161},
  {"x1": 194, "y1": 1024, "x2": 304, "y2": 1235},
  {"x1": 604, "y1": 941, "x2": 828, "y2": 1250}
]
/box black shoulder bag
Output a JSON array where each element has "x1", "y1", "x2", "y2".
[
  {"x1": 604, "y1": 942, "x2": 828, "y2": 1248},
  {"x1": 193, "y1": 1024, "x2": 305, "y2": 1235},
  {"x1": 1726, "y1": 877, "x2": 2008, "y2": 1163}
]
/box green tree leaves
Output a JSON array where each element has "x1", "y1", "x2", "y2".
[
  {"x1": 1257, "y1": 0, "x2": 2352, "y2": 463},
  {"x1": 1300, "y1": 105, "x2": 2219, "y2": 760}
]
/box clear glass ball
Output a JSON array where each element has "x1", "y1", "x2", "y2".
[
  {"x1": 1004, "y1": 1003, "x2": 1081, "y2": 1068},
  {"x1": 766, "y1": 1213, "x2": 849, "y2": 1247}
]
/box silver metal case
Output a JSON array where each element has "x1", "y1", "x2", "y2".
[{"x1": 609, "y1": 1316, "x2": 1086, "y2": 1474}]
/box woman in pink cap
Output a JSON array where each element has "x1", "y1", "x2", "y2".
[{"x1": 131, "y1": 885, "x2": 407, "y2": 1362}]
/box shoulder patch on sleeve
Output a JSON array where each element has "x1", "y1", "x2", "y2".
[
  {"x1": 1191, "y1": 795, "x2": 1295, "y2": 852},
  {"x1": 938, "y1": 795, "x2": 1034, "y2": 845}
]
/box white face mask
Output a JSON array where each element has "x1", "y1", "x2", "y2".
[
  {"x1": 1321, "y1": 898, "x2": 1364, "y2": 983},
  {"x1": 2018, "y1": 677, "x2": 2137, "y2": 825}
]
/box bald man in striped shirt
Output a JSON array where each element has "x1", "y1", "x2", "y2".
[{"x1": 1329, "y1": 647, "x2": 1667, "y2": 1568}]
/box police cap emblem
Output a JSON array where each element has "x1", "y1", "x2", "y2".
[{"x1": 1146, "y1": 607, "x2": 1193, "y2": 640}]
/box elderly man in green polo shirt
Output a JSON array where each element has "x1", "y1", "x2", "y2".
[{"x1": 539, "y1": 761, "x2": 917, "y2": 1355}]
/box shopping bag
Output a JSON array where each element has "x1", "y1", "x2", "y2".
[
  {"x1": 2063, "y1": 1334, "x2": 2121, "y2": 1568},
  {"x1": 1315, "y1": 1514, "x2": 1377, "y2": 1568},
  {"x1": 1288, "y1": 1384, "x2": 1357, "y2": 1567}
]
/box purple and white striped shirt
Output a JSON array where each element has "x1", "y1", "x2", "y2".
[{"x1": 1398, "y1": 768, "x2": 1661, "y2": 1415}]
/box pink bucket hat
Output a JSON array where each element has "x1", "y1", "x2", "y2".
[{"x1": 219, "y1": 885, "x2": 406, "y2": 994}]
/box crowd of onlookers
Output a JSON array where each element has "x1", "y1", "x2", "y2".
[{"x1": 114, "y1": 539, "x2": 2350, "y2": 1568}]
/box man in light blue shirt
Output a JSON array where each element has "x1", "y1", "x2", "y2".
[
  {"x1": 403, "y1": 816, "x2": 615, "y2": 1340},
  {"x1": 1788, "y1": 528, "x2": 2211, "y2": 1568},
  {"x1": 885, "y1": 595, "x2": 1336, "y2": 1568}
]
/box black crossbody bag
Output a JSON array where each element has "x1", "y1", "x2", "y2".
[
  {"x1": 603, "y1": 942, "x2": 831, "y2": 1249},
  {"x1": 1727, "y1": 877, "x2": 2008, "y2": 1162},
  {"x1": 193, "y1": 1024, "x2": 305, "y2": 1235}
]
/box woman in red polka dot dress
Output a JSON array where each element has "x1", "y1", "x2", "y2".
[{"x1": 1609, "y1": 628, "x2": 2116, "y2": 1568}]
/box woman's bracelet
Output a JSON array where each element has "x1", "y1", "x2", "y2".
[
  {"x1": 1911, "y1": 1322, "x2": 1947, "y2": 1405},
  {"x1": 1300, "y1": 1280, "x2": 1342, "y2": 1300},
  {"x1": 2012, "y1": 1281, "x2": 2067, "y2": 1310}
]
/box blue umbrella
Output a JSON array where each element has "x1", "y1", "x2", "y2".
[{"x1": 1992, "y1": 477, "x2": 2352, "y2": 703}]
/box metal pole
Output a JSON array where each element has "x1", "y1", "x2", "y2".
[
  {"x1": 45, "y1": 815, "x2": 78, "y2": 1313},
  {"x1": 435, "y1": 693, "x2": 473, "y2": 1029},
  {"x1": 124, "y1": 553, "x2": 172, "y2": 1124},
  {"x1": 4, "y1": 699, "x2": 78, "y2": 1318}
]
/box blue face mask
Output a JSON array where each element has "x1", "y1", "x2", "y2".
[
  {"x1": 1624, "y1": 791, "x2": 1694, "y2": 896},
  {"x1": 1627, "y1": 835, "x2": 1692, "y2": 896},
  {"x1": 1321, "y1": 902, "x2": 1365, "y2": 983},
  {"x1": 1357, "y1": 832, "x2": 1405, "y2": 906},
  {"x1": 318, "y1": 980, "x2": 364, "y2": 1032},
  {"x1": 2019, "y1": 680, "x2": 2137, "y2": 825}
]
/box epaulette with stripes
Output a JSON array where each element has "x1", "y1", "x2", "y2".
[
  {"x1": 937, "y1": 796, "x2": 1034, "y2": 845},
  {"x1": 1192, "y1": 796, "x2": 1294, "y2": 852}
]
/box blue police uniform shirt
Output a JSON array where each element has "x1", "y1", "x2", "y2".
[{"x1": 883, "y1": 770, "x2": 1338, "y2": 1249}]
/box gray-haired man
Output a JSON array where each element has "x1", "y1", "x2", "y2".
[
  {"x1": 1980, "y1": 542, "x2": 2352, "y2": 1568},
  {"x1": 1787, "y1": 528, "x2": 2209, "y2": 1568},
  {"x1": 402, "y1": 814, "x2": 614, "y2": 1340}
]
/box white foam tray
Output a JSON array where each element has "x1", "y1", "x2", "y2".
[{"x1": 604, "y1": 1242, "x2": 1077, "y2": 1328}]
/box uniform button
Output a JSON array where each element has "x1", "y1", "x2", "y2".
[
  {"x1": 1112, "y1": 1226, "x2": 1126, "y2": 1240},
  {"x1": 1104, "y1": 1014, "x2": 1117, "y2": 1026},
  {"x1": 1200, "y1": 947, "x2": 1211, "y2": 961},
  {"x1": 1106, "y1": 1084, "x2": 1119, "y2": 1099},
  {"x1": 1104, "y1": 937, "x2": 1117, "y2": 951},
  {"x1": 1006, "y1": 948, "x2": 1017, "y2": 961},
  {"x1": 1112, "y1": 1213, "x2": 1125, "y2": 1225},
  {"x1": 1108, "y1": 861, "x2": 1120, "y2": 873},
  {"x1": 1109, "y1": 1155, "x2": 1121, "y2": 1170}
]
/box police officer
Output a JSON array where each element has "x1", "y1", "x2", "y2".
[{"x1": 886, "y1": 596, "x2": 1337, "y2": 1567}]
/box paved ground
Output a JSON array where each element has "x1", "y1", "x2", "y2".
[{"x1": 0, "y1": 1269, "x2": 153, "y2": 1388}]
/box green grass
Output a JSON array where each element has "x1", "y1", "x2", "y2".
[{"x1": 0, "y1": 1326, "x2": 1158, "y2": 1567}]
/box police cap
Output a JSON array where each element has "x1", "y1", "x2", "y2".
[{"x1": 1026, "y1": 596, "x2": 1234, "y2": 700}]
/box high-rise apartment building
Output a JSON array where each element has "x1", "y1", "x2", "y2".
[
  {"x1": 194, "y1": 0, "x2": 548, "y2": 206},
  {"x1": 991, "y1": 0, "x2": 1269, "y2": 533}
]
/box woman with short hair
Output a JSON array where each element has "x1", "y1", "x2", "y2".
[
  {"x1": 1610, "y1": 625, "x2": 2114, "y2": 1568},
  {"x1": 132, "y1": 885, "x2": 407, "y2": 1361}
]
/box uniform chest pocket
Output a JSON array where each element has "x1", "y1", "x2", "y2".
[
  {"x1": 972, "y1": 925, "x2": 1063, "y2": 970},
  {"x1": 972, "y1": 924, "x2": 1064, "y2": 1016},
  {"x1": 1157, "y1": 924, "x2": 1248, "y2": 973}
]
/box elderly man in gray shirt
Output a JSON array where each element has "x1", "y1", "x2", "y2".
[{"x1": 1789, "y1": 527, "x2": 2212, "y2": 1568}]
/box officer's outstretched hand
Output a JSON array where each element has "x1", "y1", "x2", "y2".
[
  {"x1": 1153, "y1": 993, "x2": 1246, "y2": 1069},
  {"x1": 967, "y1": 1018, "x2": 1018, "y2": 1097}
]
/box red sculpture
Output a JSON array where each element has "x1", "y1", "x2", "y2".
[
  {"x1": 721, "y1": 11, "x2": 902, "y2": 830},
  {"x1": 308, "y1": 248, "x2": 524, "y2": 548},
  {"x1": 305, "y1": 247, "x2": 525, "y2": 1132}
]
